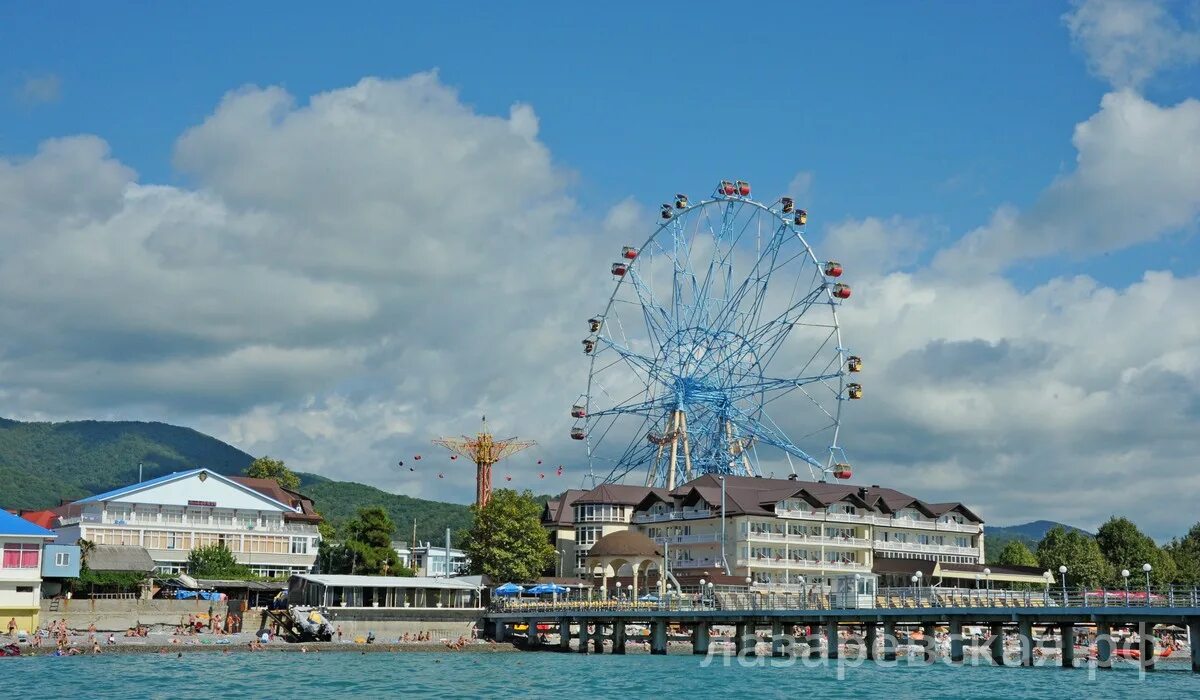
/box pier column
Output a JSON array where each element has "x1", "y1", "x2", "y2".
[
  {"x1": 651, "y1": 619, "x2": 668, "y2": 655},
  {"x1": 525, "y1": 619, "x2": 539, "y2": 647},
  {"x1": 865, "y1": 622, "x2": 878, "y2": 661},
  {"x1": 1060, "y1": 623, "x2": 1075, "y2": 669},
  {"x1": 921, "y1": 622, "x2": 936, "y2": 664},
  {"x1": 612, "y1": 620, "x2": 627, "y2": 655},
  {"x1": 734, "y1": 621, "x2": 756, "y2": 656},
  {"x1": 988, "y1": 623, "x2": 1004, "y2": 666},
  {"x1": 825, "y1": 623, "x2": 839, "y2": 660},
  {"x1": 1138, "y1": 622, "x2": 1154, "y2": 672},
  {"x1": 771, "y1": 621, "x2": 786, "y2": 658},
  {"x1": 592, "y1": 623, "x2": 604, "y2": 654},
  {"x1": 494, "y1": 620, "x2": 507, "y2": 643},
  {"x1": 558, "y1": 620, "x2": 571, "y2": 651},
  {"x1": 577, "y1": 619, "x2": 590, "y2": 653},
  {"x1": 1019, "y1": 619, "x2": 1033, "y2": 667},
  {"x1": 948, "y1": 619, "x2": 964, "y2": 663},
  {"x1": 882, "y1": 620, "x2": 897, "y2": 662},
  {"x1": 692, "y1": 624, "x2": 711, "y2": 655},
  {"x1": 1188, "y1": 619, "x2": 1200, "y2": 674},
  {"x1": 1096, "y1": 622, "x2": 1112, "y2": 669}
]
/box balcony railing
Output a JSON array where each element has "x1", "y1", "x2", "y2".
[
  {"x1": 744, "y1": 531, "x2": 872, "y2": 548},
  {"x1": 61, "y1": 517, "x2": 317, "y2": 535},
  {"x1": 650, "y1": 533, "x2": 721, "y2": 545},
  {"x1": 873, "y1": 540, "x2": 978, "y2": 556},
  {"x1": 632, "y1": 509, "x2": 713, "y2": 524},
  {"x1": 736, "y1": 557, "x2": 869, "y2": 572}
]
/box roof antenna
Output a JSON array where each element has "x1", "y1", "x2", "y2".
[{"x1": 138, "y1": 462, "x2": 143, "y2": 483}]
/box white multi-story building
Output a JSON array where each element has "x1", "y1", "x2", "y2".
[
  {"x1": 547, "y1": 474, "x2": 992, "y2": 589},
  {"x1": 543, "y1": 485, "x2": 667, "y2": 577},
  {"x1": 410, "y1": 544, "x2": 469, "y2": 577},
  {"x1": 54, "y1": 469, "x2": 323, "y2": 578},
  {"x1": 1, "y1": 509, "x2": 56, "y2": 634}
]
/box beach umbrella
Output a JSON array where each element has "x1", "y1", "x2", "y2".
[
  {"x1": 494, "y1": 582, "x2": 524, "y2": 596},
  {"x1": 639, "y1": 594, "x2": 660, "y2": 602}
]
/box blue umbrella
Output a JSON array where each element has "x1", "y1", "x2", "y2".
[
  {"x1": 531, "y1": 583, "x2": 568, "y2": 595},
  {"x1": 494, "y1": 582, "x2": 524, "y2": 596},
  {"x1": 639, "y1": 593, "x2": 660, "y2": 602}
]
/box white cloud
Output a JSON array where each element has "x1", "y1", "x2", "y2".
[
  {"x1": 1064, "y1": 0, "x2": 1200, "y2": 88},
  {"x1": 935, "y1": 89, "x2": 1200, "y2": 273},
  {"x1": 787, "y1": 171, "x2": 814, "y2": 198},
  {"x1": 821, "y1": 216, "x2": 925, "y2": 278}
]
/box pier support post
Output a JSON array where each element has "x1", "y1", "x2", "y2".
[
  {"x1": 921, "y1": 622, "x2": 936, "y2": 664},
  {"x1": 559, "y1": 620, "x2": 572, "y2": 651},
  {"x1": 734, "y1": 622, "x2": 756, "y2": 656},
  {"x1": 592, "y1": 623, "x2": 604, "y2": 654},
  {"x1": 1096, "y1": 622, "x2": 1112, "y2": 669},
  {"x1": 865, "y1": 622, "x2": 878, "y2": 661},
  {"x1": 525, "y1": 619, "x2": 539, "y2": 648},
  {"x1": 988, "y1": 623, "x2": 1004, "y2": 666},
  {"x1": 692, "y1": 624, "x2": 711, "y2": 656},
  {"x1": 494, "y1": 620, "x2": 507, "y2": 643},
  {"x1": 948, "y1": 619, "x2": 963, "y2": 663},
  {"x1": 1188, "y1": 619, "x2": 1200, "y2": 674},
  {"x1": 882, "y1": 620, "x2": 897, "y2": 662},
  {"x1": 651, "y1": 619, "x2": 668, "y2": 655},
  {"x1": 1019, "y1": 619, "x2": 1033, "y2": 667},
  {"x1": 1138, "y1": 622, "x2": 1154, "y2": 672},
  {"x1": 612, "y1": 620, "x2": 627, "y2": 655},
  {"x1": 771, "y1": 621, "x2": 786, "y2": 658},
  {"x1": 577, "y1": 619, "x2": 589, "y2": 653},
  {"x1": 1060, "y1": 623, "x2": 1075, "y2": 669},
  {"x1": 825, "y1": 623, "x2": 839, "y2": 660}
]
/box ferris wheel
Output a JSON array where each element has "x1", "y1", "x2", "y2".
[{"x1": 571, "y1": 179, "x2": 862, "y2": 489}]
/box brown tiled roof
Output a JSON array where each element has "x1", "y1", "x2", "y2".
[
  {"x1": 574, "y1": 484, "x2": 668, "y2": 506},
  {"x1": 228, "y1": 477, "x2": 323, "y2": 523},
  {"x1": 587, "y1": 530, "x2": 661, "y2": 558},
  {"x1": 656, "y1": 474, "x2": 982, "y2": 523},
  {"x1": 872, "y1": 557, "x2": 940, "y2": 578}
]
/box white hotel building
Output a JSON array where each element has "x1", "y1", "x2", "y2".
[
  {"x1": 546, "y1": 474, "x2": 1004, "y2": 589},
  {"x1": 54, "y1": 469, "x2": 323, "y2": 577}
]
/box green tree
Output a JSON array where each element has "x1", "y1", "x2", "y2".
[
  {"x1": 1036, "y1": 525, "x2": 1110, "y2": 588},
  {"x1": 1094, "y1": 516, "x2": 1176, "y2": 585},
  {"x1": 995, "y1": 540, "x2": 1039, "y2": 567},
  {"x1": 245, "y1": 456, "x2": 300, "y2": 491},
  {"x1": 464, "y1": 489, "x2": 554, "y2": 582},
  {"x1": 331, "y1": 506, "x2": 406, "y2": 576},
  {"x1": 187, "y1": 544, "x2": 254, "y2": 579},
  {"x1": 1166, "y1": 523, "x2": 1200, "y2": 585}
]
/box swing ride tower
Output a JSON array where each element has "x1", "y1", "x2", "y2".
[{"x1": 433, "y1": 417, "x2": 536, "y2": 507}]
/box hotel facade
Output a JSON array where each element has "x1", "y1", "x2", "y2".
[
  {"x1": 545, "y1": 474, "x2": 994, "y2": 589},
  {"x1": 53, "y1": 469, "x2": 323, "y2": 578}
]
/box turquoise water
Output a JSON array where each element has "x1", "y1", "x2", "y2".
[{"x1": 2, "y1": 651, "x2": 1196, "y2": 698}]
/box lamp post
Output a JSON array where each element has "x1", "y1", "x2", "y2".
[
  {"x1": 974, "y1": 574, "x2": 981, "y2": 603},
  {"x1": 798, "y1": 575, "x2": 807, "y2": 608},
  {"x1": 1121, "y1": 568, "x2": 1130, "y2": 606},
  {"x1": 719, "y1": 476, "x2": 730, "y2": 575},
  {"x1": 983, "y1": 567, "x2": 991, "y2": 604},
  {"x1": 911, "y1": 574, "x2": 919, "y2": 606},
  {"x1": 707, "y1": 581, "x2": 715, "y2": 609},
  {"x1": 1043, "y1": 570, "x2": 1052, "y2": 603},
  {"x1": 1142, "y1": 563, "x2": 1152, "y2": 606},
  {"x1": 1058, "y1": 565, "x2": 1067, "y2": 605},
  {"x1": 616, "y1": 581, "x2": 622, "y2": 603}
]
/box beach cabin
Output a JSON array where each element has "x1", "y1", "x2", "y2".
[{"x1": 287, "y1": 574, "x2": 483, "y2": 610}]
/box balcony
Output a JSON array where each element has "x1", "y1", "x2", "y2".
[
  {"x1": 873, "y1": 539, "x2": 979, "y2": 556},
  {"x1": 632, "y1": 509, "x2": 713, "y2": 524},
  {"x1": 774, "y1": 508, "x2": 980, "y2": 533},
  {"x1": 736, "y1": 558, "x2": 870, "y2": 573},
  {"x1": 744, "y1": 531, "x2": 872, "y2": 549},
  {"x1": 650, "y1": 533, "x2": 721, "y2": 545}
]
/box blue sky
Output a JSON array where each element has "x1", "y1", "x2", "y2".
[{"x1": 1, "y1": 1, "x2": 1199, "y2": 536}]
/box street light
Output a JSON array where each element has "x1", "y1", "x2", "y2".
[
  {"x1": 1043, "y1": 570, "x2": 1052, "y2": 602},
  {"x1": 718, "y1": 476, "x2": 730, "y2": 575},
  {"x1": 1143, "y1": 563, "x2": 1152, "y2": 606},
  {"x1": 1058, "y1": 565, "x2": 1067, "y2": 604},
  {"x1": 983, "y1": 567, "x2": 991, "y2": 603},
  {"x1": 911, "y1": 574, "x2": 920, "y2": 605},
  {"x1": 1121, "y1": 568, "x2": 1130, "y2": 605},
  {"x1": 616, "y1": 581, "x2": 622, "y2": 601}
]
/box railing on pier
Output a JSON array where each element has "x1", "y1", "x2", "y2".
[{"x1": 488, "y1": 586, "x2": 1200, "y2": 615}]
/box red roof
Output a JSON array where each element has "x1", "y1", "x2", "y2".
[
  {"x1": 18, "y1": 509, "x2": 61, "y2": 529},
  {"x1": 228, "y1": 476, "x2": 323, "y2": 523}
]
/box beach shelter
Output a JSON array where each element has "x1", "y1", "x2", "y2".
[{"x1": 494, "y1": 582, "x2": 524, "y2": 596}]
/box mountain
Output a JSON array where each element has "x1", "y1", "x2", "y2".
[
  {"x1": 984, "y1": 520, "x2": 1093, "y2": 563},
  {"x1": 0, "y1": 417, "x2": 472, "y2": 544}
]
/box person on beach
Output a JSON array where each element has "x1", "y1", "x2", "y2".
[
  {"x1": 92, "y1": 640, "x2": 101, "y2": 655},
  {"x1": 7, "y1": 618, "x2": 16, "y2": 636},
  {"x1": 336, "y1": 624, "x2": 343, "y2": 642},
  {"x1": 107, "y1": 633, "x2": 116, "y2": 645}
]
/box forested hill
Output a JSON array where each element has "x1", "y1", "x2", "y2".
[
  {"x1": 0, "y1": 417, "x2": 473, "y2": 543},
  {"x1": 0, "y1": 418, "x2": 256, "y2": 509}
]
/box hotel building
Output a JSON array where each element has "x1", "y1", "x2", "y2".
[
  {"x1": 546, "y1": 474, "x2": 998, "y2": 589},
  {"x1": 53, "y1": 469, "x2": 323, "y2": 578}
]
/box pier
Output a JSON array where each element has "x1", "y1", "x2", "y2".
[{"x1": 485, "y1": 588, "x2": 1200, "y2": 672}]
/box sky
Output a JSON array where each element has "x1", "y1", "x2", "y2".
[{"x1": 1, "y1": 1, "x2": 1199, "y2": 538}]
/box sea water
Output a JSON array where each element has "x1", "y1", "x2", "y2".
[{"x1": 2, "y1": 651, "x2": 1195, "y2": 698}]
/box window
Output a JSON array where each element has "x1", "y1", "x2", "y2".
[
  {"x1": 212, "y1": 510, "x2": 234, "y2": 527},
  {"x1": 55, "y1": 551, "x2": 70, "y2": 567},
  {"x1": 162, "y1": 509, "x2": 183, "y2": 524},
  {"x1": 2, "y1": 543, "x2": 39, "y2": 568},
  {"x1": 576, "y1": 526, "x2": 602, "y2": 547},
  {"x1": 291, "y1": 538, "x2": 309, "y2": 555},
  {"x1": 16, "y1": 586, "x2": 33, "y2": 593}
]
